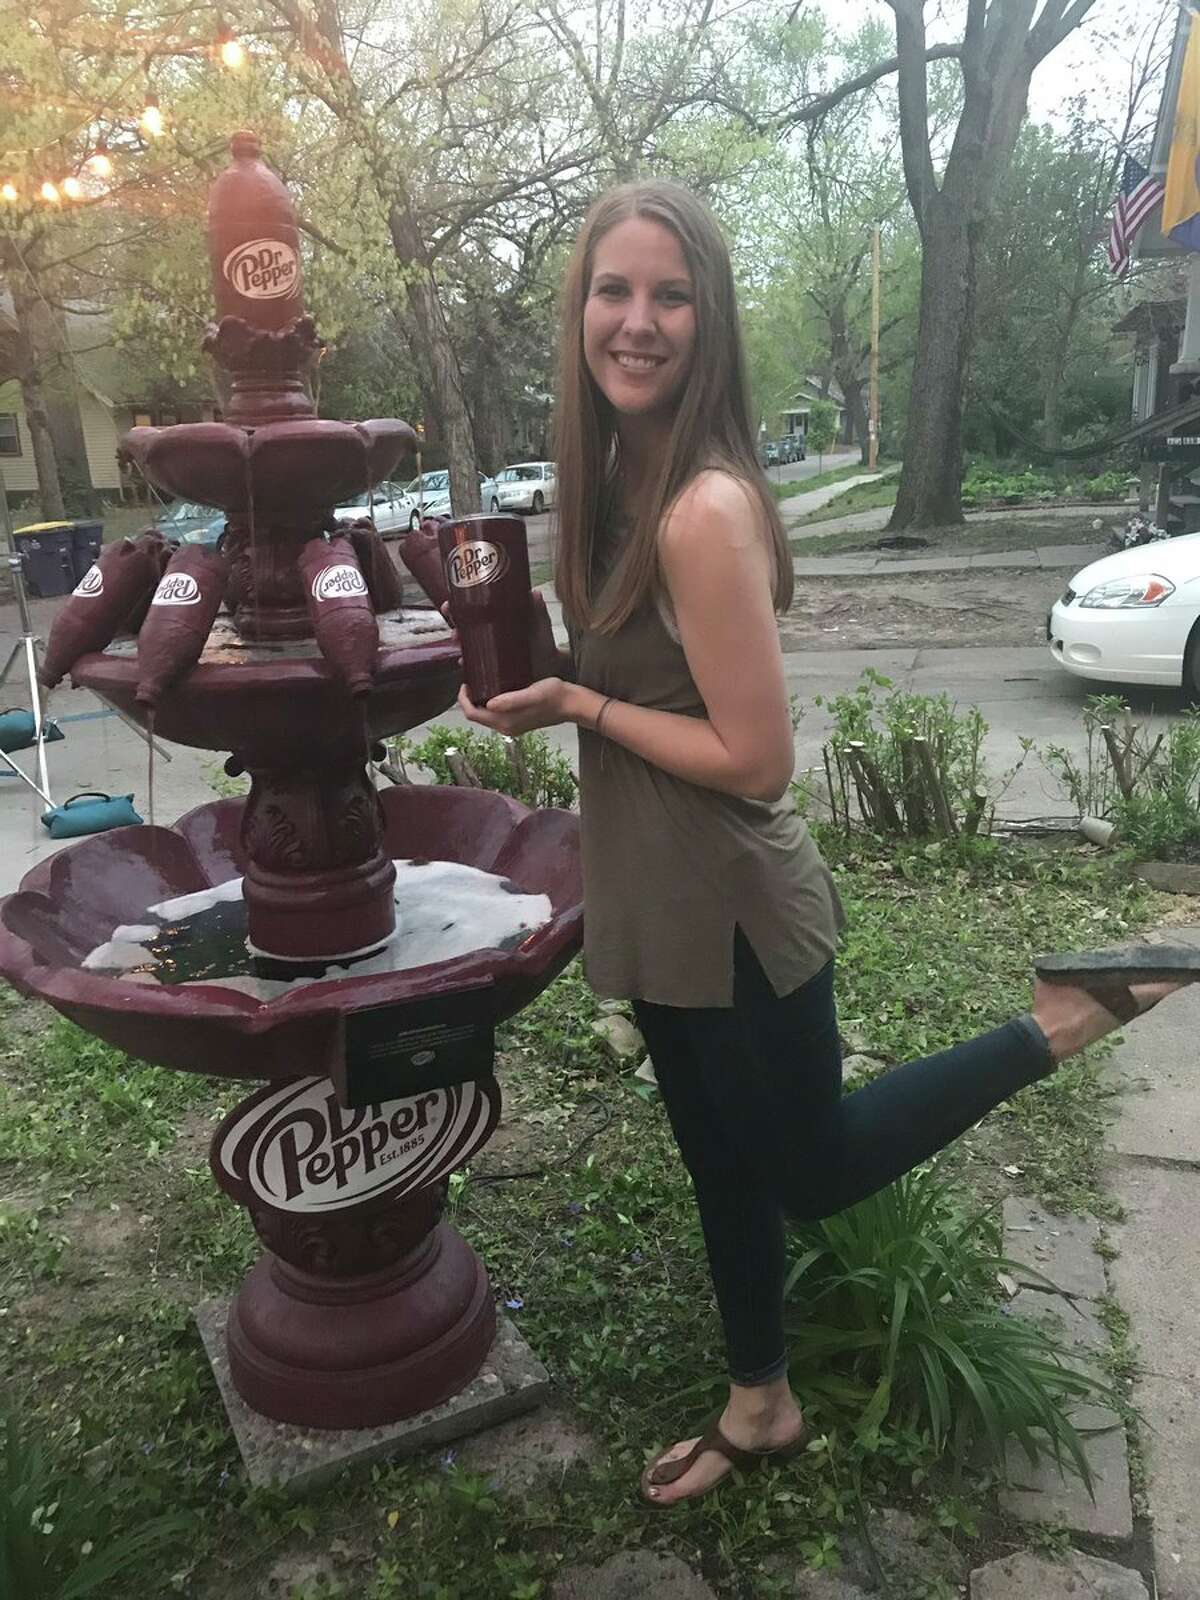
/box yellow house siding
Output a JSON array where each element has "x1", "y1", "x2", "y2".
[
  {"x1": 79, "y1": 389, "x2": 121, "y2": 490},
  {"x1": 0, "y1": 381, "x2": 39, "y2": 493}
]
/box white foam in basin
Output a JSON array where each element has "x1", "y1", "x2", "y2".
[{"x1": 84, "y1": 860, "x2": 553, "y2": 998}]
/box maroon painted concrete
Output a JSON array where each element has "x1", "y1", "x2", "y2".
[
  {"x1": 0, "y1": 131, "x2": 584, "y2": 1432},
  {"x1": 0, "y1": 786, "x2": 582, "y2": 1081}
]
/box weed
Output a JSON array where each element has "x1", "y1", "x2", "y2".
[{"x1": 387, "y1": 726, "x2": 577, "y2": 810}]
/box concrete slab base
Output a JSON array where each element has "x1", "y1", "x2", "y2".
[{"x1": 195, "y1": 1299, "x2": 549, "y2": 1491}]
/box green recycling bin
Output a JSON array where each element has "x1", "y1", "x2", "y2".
[
  {"x1": 11, "y1": 522, "x2": 76, "y2": 598},
  {"x1": 70, "y1": 519, "x2": 104, "y2": 584}
]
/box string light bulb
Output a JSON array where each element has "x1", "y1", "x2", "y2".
[
  {"x1": 41, "y1": 180, "x2": 61, "y2": 204},
  {"x1": 141, "y1": 96, "x2": 164, "y2": 138},
  {"x1": 61, "y1": 175, "x2": 83, "y2": 200},
  {"x1": 216, "y1": 26, "x2": 245, "y2": 70},
  {"x1": 86, "y1": 142, "x2": 113, "y2": 179},
  {"x1": 1, "y1": 182, "x2": 18, "y2": 203}
]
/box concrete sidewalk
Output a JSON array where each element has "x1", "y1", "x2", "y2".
[
  {"x1": 775, "y1": 465, "x2": 898, "y2": 520},
  {"x1": 793, "y1": 542, "x2": 1101, "y2": 577}
]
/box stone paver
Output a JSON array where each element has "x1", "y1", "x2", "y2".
[
  {"x1": 997, "y1": 1283, "x2": 1131, "y2": 1543},
  {"x1": 999, "y1": 1398, "x2": 1132, "y2": 1543},
  {"x1": 551, "y1": 1551, "x2": 718, "y2": 1600},
  {"x1": 970, "y1": 1550, "x2": 1148, "y2": 1599},
  {"x1": 1108, "y1": 1160, "x2": 1200, "y2": 1600},
  {"x1": 1106, "y1": 959, "x2": 1200, "y2": 1167},
  {"x1": 195, "y1": 1305, "x2": 549, "y2": 1490},
  {"x1": 1002, "y1": 1197, "x2": 1107, "y2": 1300}
]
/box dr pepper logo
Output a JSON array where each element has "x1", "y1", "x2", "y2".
[
  {"x1": 312, "y1": 563, "x2": 368, "y2": 602},
  {"x1": 151, "y1": 572, "x2": 200, "y2": 606},
  {"x1": 212, "y1": 1076, "x2": 500, "y2": 1214},
  {"x1": 222, "y1": 237, "x2": 301, "y2": 301},
  {"x1": 73, "y1": 564, "x2": 103, "y2": 598},
  {"x1": 446, "y1": 540, "x2": 508, "y2": 590}
]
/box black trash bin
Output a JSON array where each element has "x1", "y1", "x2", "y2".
[
  {"x1": 70, "y1": 519, "x2": 104, "y2": 584},
  {"x1": 11, "y1": 522, "x2": 76, "y2": 599}
]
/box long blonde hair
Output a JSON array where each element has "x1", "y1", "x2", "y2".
[{"x1": 553, "y1": 180, "x2": 792, "y2": 633}]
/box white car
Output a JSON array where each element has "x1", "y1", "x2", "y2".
[
  {"x1": 492, "y1": 461, "x2": 557, "y2": 515},
  {"x1": 406, "y1": 470, "x2": 499, "y2": 529},
  {"x1": 1049, "y1": 532, "x2": 1200, "y2": 694},
  {"x1": 332, "y1": 481, "x2": 417, "y2": 539}
]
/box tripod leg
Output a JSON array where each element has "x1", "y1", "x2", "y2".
[
  {"x1": 24, "y1": 636, "x2": 51, "y2": 806},
  {"x1": 0, "y1": 747, "x2": 53, "y2": 808}
]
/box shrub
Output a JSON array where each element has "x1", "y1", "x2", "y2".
[
  {"x1": 390, "y1": 724, "x2": 578, "y2": 810},
  {"x1": 809, "y1": 669, "x2": 1028, "y2": 838},
  {"x1": 784, "y1": 1164, "x2": 1117, "y2": 1479},
  {"x1": 1044, "y1": 695, "x2": 1200, "y2": 859}
]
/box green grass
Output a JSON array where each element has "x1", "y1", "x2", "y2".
[{"x1": 0, "y1": 841, "x2": 1164, "y2": 1597}]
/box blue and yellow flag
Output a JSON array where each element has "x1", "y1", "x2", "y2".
[{"x1": 1165, "y1": 8, "x2": 1200, "y2": 250}]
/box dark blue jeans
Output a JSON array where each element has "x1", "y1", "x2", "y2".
[{"x1": 633, "y1": 934, "x2": 1053, "y2": 1386}]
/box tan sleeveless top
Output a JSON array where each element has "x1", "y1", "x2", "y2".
[{"x1": 571, "y1": 594, "x2": 845, "y2": 1008}]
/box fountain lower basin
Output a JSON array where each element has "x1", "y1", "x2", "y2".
[{"x1": 0, "y1": 784, "x2": 582, "y2": 1087}]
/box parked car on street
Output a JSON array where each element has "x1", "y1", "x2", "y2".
[
  {"x1": 781, "y1": 434, "x2": 806, "y2": 463},
  {"x1": 331, "y1": 481, "x2": 417, "y2": 538},
  {"x1": 405, "y1": 470, "x2": 499, "y2": 528},
  {"x1": 155, "y1": 499, "x2": 226, "y2": 546},
  {"x1": 154, "y1": 481, "x2": 416, "y2": 548},
  {"x1": 1048, "y1": 532, "x2": 1200, "y2": 694},
  {"x1": 492, "y1": 462, "x2": 557, "y2": 515}
]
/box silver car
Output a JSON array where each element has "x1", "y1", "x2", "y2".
[{"x1": 406, "y1": 470, "x2": 500, "y2": 528}]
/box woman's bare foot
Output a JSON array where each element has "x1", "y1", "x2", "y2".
[
  {"x1": 642, "y1": 1376, "x2": 807, "y2": 1507},
  {"x1": 1032, "y1": 978, "x2": 1186, "y2": 1063}
]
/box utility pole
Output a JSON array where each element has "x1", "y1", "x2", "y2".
[{"x1": 869, "y1": 224, "x2": 881, "y2": 471}]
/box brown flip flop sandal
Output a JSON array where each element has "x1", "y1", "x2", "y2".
[
  {"x1": 1035, "y1": 943, "x2": 1200, "y2": 1026},
  {"x1": 639, "y1": 1417, "x2": 812, "y2": 1508}
]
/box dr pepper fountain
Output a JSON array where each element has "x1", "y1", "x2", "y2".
[{"x1": 0, "y1": 133, "x2": 582, "y2": 1466}]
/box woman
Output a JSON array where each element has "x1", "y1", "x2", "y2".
[{"x1": 459, "y1": 181, "x2": 1186, "y2": 1508}]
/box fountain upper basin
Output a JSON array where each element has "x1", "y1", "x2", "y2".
[
  {"x1": 120, "y1": 417, "x2": 417, "y2": 516},
  {"x1": 72, "y1": 612, "x2": 461, "y2": 760}
]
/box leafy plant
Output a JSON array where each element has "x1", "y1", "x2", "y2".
[
  {"x1": 810, "y1": 669, "x2": 1028, "y2": 838},
  {"x1": 0, "y1": 1411, "x2": 187, "y2": 1599},
  {"x1": 783, "y1": 1165, "x2": 1117, "y2": 1481},
  {"x1": 1044, "y1": 694, "x2": 1200, "y2": 858},
  {"x1": 387, "y1": 725, "x2": 577, "y2": 810}
]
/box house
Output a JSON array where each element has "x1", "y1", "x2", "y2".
[
  {"x1": 0, "y1": 298, "x2": 217, "y2": 509},
  {"x1": 776, "y1": 377, "x2": 849, "y2": 444},
  {"x1": 1112, "y1": 299, "x2": 1186, "y2": 424}
]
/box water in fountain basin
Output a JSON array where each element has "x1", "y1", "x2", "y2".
[{"x1": 82, "y1": 860, "x2": 553, "y2": 998}]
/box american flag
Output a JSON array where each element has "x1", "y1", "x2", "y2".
[{"x1": 1108, "y1": 156, "x2": 1165, "y2": 277}]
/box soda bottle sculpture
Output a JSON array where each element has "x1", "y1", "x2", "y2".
[{"x1": 0, "y1": 134, "x2": 582, "y2": 1434}]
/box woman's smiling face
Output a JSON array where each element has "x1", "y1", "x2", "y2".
[{"x1": 582, "y1": 216, "x2": 696, "y2": 420}]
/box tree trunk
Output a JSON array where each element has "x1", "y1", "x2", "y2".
[
  {"x1": 2, "y1": 246, "x2": 67, "y2": 521},
  {"x1": 22, "y1": 376, "x2": 67, "y2": 522},
  {"x1": 388, "y1": 205, "x2": 480, "y2": 515},
  {"x1": 888, "y1": 201, "x2": 977, "y2": 530},
  {"x1": 827, "y1": 304, "x2": 871, "y2": 465}
]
